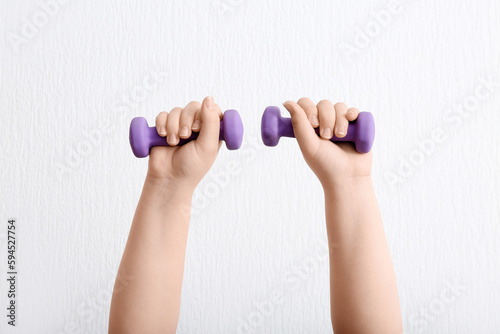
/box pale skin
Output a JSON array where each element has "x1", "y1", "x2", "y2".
[
  {"x1": 108, "y1": 96, "x2": 222, "y2": 334},
  {"x1": 282, "y1": 98, "x2": 403, "y2": 333},
  {"x1": 108, "y1": 97, "x2": 402, "y2": 333}
]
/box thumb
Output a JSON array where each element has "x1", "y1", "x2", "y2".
[
  {"x1": 196, "y1": 96, "x2": 221, "y2": 154},
  {"x1": 282, "y1": 101, "x2": 320, "y2": 157}
]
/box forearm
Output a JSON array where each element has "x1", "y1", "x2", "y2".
[
  {"x1": 109, "y1": 175, "x2": 193, "y2": 334},
  {"x1": 324, "y1": 177, "x2": 402, "y2": 333}
]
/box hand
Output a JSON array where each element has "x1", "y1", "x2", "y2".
[
  {"x1": 147, "y1": 96, "x2": 223, "y2": 192},
  {"x1": 282, "y1": 98, "x2": 372, "y2": 189}
]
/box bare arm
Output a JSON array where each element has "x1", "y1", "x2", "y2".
[
  {"x1": 325, "y1": 178, "x2": 402, "y2": 333},
  {"x1": 283, "y1": 99, "x2": 402, "y2": 333},
  {"x1": 109, "y1": 96, "x2": 223, "y2": 334},
  {"x1": 108, "y1": 178, "x2": 192, "y2": 333}
]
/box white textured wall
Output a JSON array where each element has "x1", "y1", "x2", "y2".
[{"x1": 1, "y1": 0, "x2": 499, "y2": 333}]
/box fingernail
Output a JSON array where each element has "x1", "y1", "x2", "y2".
[
  {"x1": 206, "y1": 96, "x2": 214, "y2": 108},
  {"x1": 347, "y1": 110, "x2": 354, "y2": 115},
  {"x1": 322, "y1": 128, "x2": 332, "y2": 139},
  {"x1": 192, "y1": 120, "x2": 201, "y2": 130},
  {"x1": 179, "y1": 126, "x2": 189, "y2": 137},
  {"x1": 311, "y1": 115, "x2": 319, "y2": 126},
  {"x1": 337, "y1": 125, "x2": 346, "y2": 136},
  {"x1": 168, "y1": 133, "x2": 178, "y2": 145},
  {"x1": 159, "y1": 126, "x2": 166, "y2": 136}
]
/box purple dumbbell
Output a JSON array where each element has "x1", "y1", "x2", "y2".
[
  {"x1": 261, "y1": 106, "x2": 375, "y2": 153},
  {"x1": 130, "y1": 109, "x2": 244, "y2": 158}
]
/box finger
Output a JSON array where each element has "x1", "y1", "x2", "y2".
[
  {"x1": 346, "y1": 107, "x2": 360, "y2": 122},
  {"x1": 179, "y1": 101, "x2": 201, "y2": 138},
  {"x1": 317, "y1": 100, "x2": 336, "y2": 139},
  {"x1": 282, "y1": 100, "x2": 320, "y2": 157},
  {"x1": 216, "y1": 103, "x2": 223, "y2": 120},
  {"x1": 155, "y1": 111, "x2": 168, "y2": 137},
  {"x1": 192, "y1": 112, "x2": 202, "y2": 132},
  {"x1": 297, "y1": 97, "x2": 319, "y2": 127},
  {"x1": 334, "y1": 102, "x2": 349, "y2": 138},
  {"x1": 196, "y1": 96, "x2": 221, "y2": 154},
  {"x1": 192, "y1": 98, "x2": 222, "y2": 131},
  {"x1": 166, "y1": 107, "x2": 182, "y2": 145}
]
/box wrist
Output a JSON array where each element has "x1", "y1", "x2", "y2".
[
  {"x1": 144, "y1": 173, "x2": 195, "y2": 204},
  {"x1": 322, "y1": 175, "x2": 374, "y2": 198}
]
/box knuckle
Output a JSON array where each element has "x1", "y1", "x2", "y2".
[
  {"x1": 334, "y1": 102, "x2": 348, "y2": 109},
  {"x1": 169, "y1": 107, "x2": 182, "y2": 114},
  {"x1": 317, "y1": 99, "x2": 333, "y2": 107},
  {"x1": 297, "y1": 97, "x2": 313, "y2": 107},
  {"x1": 156, "y1": 111, "x2": 168, "y2": 120},
  {"x1": 186, "y1": 101, "x2": 202, "y2": 110},
  {"x1": 189, "y1": 100, "x2": 201, "y2": 106}
]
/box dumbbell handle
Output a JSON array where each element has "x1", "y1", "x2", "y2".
[
  {"x1": 130, "y1": 109, "x2": 243, "y2": 158},
  {"x1": 261, "y1": 106, "x2": 375, "y2": 153},
  {"x1": 141, "y1": 123, "x2": 224, "y2": 147},
  {"x1": 277, "y1": 117, "x2": 359, "y2": 143}
]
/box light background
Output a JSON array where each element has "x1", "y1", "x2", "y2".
[{"x1": 1, "y1": 0, "x2": 499, "y2": 333}]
